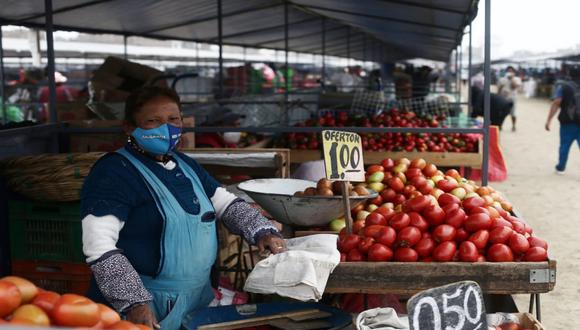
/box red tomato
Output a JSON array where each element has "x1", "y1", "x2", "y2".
[
  {"x1": 52, "y1": 293, "x2": 100, "y2": 327},
  {"x1": 422, "y1": 205, "x2": 446, "y2": 227},
  {"x1": 500, "y1": 322, "x2": 521, "y2": 330},
  {"x1": 477, "y1": 255, "x2": 486, "y2": 262},
  {"x1": 0, "y1": 280, "x2": 22, "y2": 317},
  {"x1": 367, "y1": 165, "x2": 384, "y2": 174},
  {"x1": 455, "y1": 228, "x2": 469, "y2": 243},
  {"x1": 469, "y1": 206, "x2": 490, "y2": 216},
  {"x1": 415, "y1": 237, "x2": 436, "y2": 258},
  {"x1": 438, "y1": 193, "x2": 461, "y2": 207},
  {"x1": 136, "y1": 324, "x2": 153, "y2": 330},
  {"x1": 523, "y1": 247, "x2": 548, "y2": 262},
  {"x1": 442, "y1": 203, "x2": 460, "y2": 215},
  {"x1": 365, "y1": 212, "x2": 387, "y2": 226},
  {"x1": 352, "y1": 220, "x2": 366, "y2": 234},
  {"x1": 464, "y1": 213, "x2": 492, "y2": 233},
  {"x1": 367, "y1": 243, "x2": 393, "y2": 261},
  {"x1": 32, "y1": 290, "x2": 60, "y2": 314},
  {"x1": 509, "y1": 233, "x2": 530, "y2": 255},
  {"x1": 374, "y1": 207, "x2": 395, "y2": 221},
  {"x1": 528, "y1": 237, "x2": 548, "y2": 250},
  {"x1": 380, "y1": 188, "x2": 397, "y2": 202},
  {"x1": 408, "y1": 212, "x2": 429, "y2": 232},
  {"x1": 405, "y1": 195, "x2": 431, "y2": 212},
  {"x1": 487, "y1": 244, "x2": 514, "y2": 262},
  {"x1": 389, "y1": 213, "x2": 410, "y2": 231},
  {"x1": 436, "y1": 179, "x2": 458, "y2": 192},
  {"x1": 432, "y1": 241, "x2": 457, "y2": 262},
  {"x1": 492, "y1": 217, "x2": 513, "y2": 229},
  {"x1": 11, "y1": 304, "x2": 50, "y2": 327},
  {"x1": 462, "y1": 196, "x2": 485, "y2": 211},
  {"x1": 459, "y1": 241, "x2": 479, "y2": 262},
  {"x1": 387, "y1": 177, "x2": 405, "y2": 192},
  {"x1": 1, "y1": 276, "x2": 38, "y2": 304},
  {"x1": 489, "y1": 226, "x2": 514, "y2": 245},
  {"x1": 375, "y1": 226, "x2": 397, "y2": 247},
  {"x1": 422, "y1": 163, "x2": 438, "y2": 176},
  {"x1": 363, "y1": 225, "x2": 386, "y2": 239},
  {"x1": 347, "y1": 248, "x2": 366, "y2": 262},
  {"x1": 107, "y1": 320, "x2": 141, "y2": 330},
  {"x1": 338, "y1": 234, "x2": 361, "y2": 253},
  {"x1": 402, "y1": 184, "x2": 418, "y2": 199},
  {"x1": 97, "y1": 304, "x2": 121, "y2": 328},
  {"x1": 394, "y1": 247, "x2": 419, "y2": 262},
  {"x1": 511, "y1": 221, "x2": 526, "y2": 235},
  {"x1": 444, "y1": 207, "x2": 466, "y2": 228},
  {"x1": 468, "y1": 230, "x2": 490, "y2": 250},
  {"x1": 391, "y1": 194, "x2": 407, "y2": 205},
  {"x1": 410, "y1": 158, "x2": 427, "y2": 169},
  {"x1": 433, "y1": 224, "x2": 457, "y2": 243},
  {"x1": 357, "y1": 237, "x2": 375, "y2": 254},
  {"x1": 396, "y1": 226, "x2": 422, "y2": 247}
]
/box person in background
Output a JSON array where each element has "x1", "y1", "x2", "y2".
[
  {"x1": 497, "y1": 66, "x2": 522, "y2": 131},
  {"x1": 38, "y1": 71, "x2": 76, "y2": 103},
  {"x1": 81, "y1": 87, "x2": 285, "y2": 329},
  {"x1": 195, "y1": 107, "x2": 245, "y2": 148},
  {"x1": 545, "y1": 68, "x2": 580, "y2": 175}
]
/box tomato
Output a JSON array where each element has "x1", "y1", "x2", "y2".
[
  {"x1": 389, "y1": 213, "x2": 410, "y2": 231},
  {"x1": 394, "y1": 247, "x2": 419, "y2": 262},
  {"x1": 455, "y1": 228, "x2": 469, "y2": 243},
  {"x1": 136, "y1": 325, "x2": 153, "y2": 330},
  {"x1": 486, "y1": 206, "x2": 501, "y2": 218},
  {"x1": 374, "y1": 207, "x2": 395, "y2": 221},
  {"x1": 469, "y1": 206, "x2": 489, "y2": 216},
  {"x1": 381, "y1": 158, "x2": 395, "y2": 171},
  {"x1": 1, "y1": 276, "x2": 38, "y2": 303},
  {"x1": 402, "y1": 185, "x2": 417, "y2": 199},
  {"x1": 464, "y1": 213, "x2": 492, "y2": 233},
  {"x1": 11, "y1": 304, "x2": 50, "y2": 327},
  {"x1": 396, "y1": 226, "x2": 422, "y2": 247},
  {"x1": 433, "y1": 241, "x2": 456, "y2": 262},
  {"x1": 375, "y1": 226, "x2": 397, "y2": 247},
  {"x1": 500, "y1": 201, "x2": 513, "y2": 212},
  {"x1": 431, "y1": 224, "x2": 455, "y2": 243},
  {"x1": 422, "y1": 205, "x2": 446, "y2": 227},
  {"x1": 380, "y1": 188, "x2": 397, "y2": 202},
  {"x1": 489, "y1": 226, "x2": 514, "y2": 245},
  {"x1": 107, "y1": 320, "x2": 141, "y2": 330},
  {"x1": 500, "y1": 322, "x2": 521, "y2": 330},
  {"x1": 487, "y1": 244, "x2": 514, "y2": 262},
  {"x1": 509, "y1": 233, "x2": 530, "y2": 255},
  {"x1": 387, "y1": 177, "x2": 404, "y2": 192},
  {"x1": 410, "y1": 158, "x2": 427, "y2": 169},
  {"x1": 367, "y1": 165, "x2": 384, "y2": 174},
  {"x1": 405, "y1": 195, "x2": 431, "y2": 213},
  {"x1": 528, "y1": 237, "x2": 548, "y2": 250},
  {"x1": 52, "y1": 294, "x2": 101, "y2": 327},
  {"x1": 477, "y1": 255, "x2": 486, "y2": 262},
  {"x1": 462, "y1": 196, "x2": 486, "y2": 211},
  {"x1": 415, "y1": 237, "x2": 436, "y2": 258},
  {"x1": 441, "y1": 203, "x2": 460, "y2": 215},
  {"x1": 357, "y1": 237, "x2": 375, "y2": 254},
  {"x1": 422, "y1": 163, "x2": 438, "y2": 177},
  {"x1": 32, "y1": 290, "x2": 60, "y2": 314},
  {"x1": 97, "y1": 304, "x2": 121, "y2": 328},
  {"x1": 438, "y1": 193, "x2": 461, "y2": 207},
  {"x1": 444, "y1": 207, "x2": 466, "y2": 228},
  {"x1": 445, "y1": 169, "x2": 461, "y2": 180},
  {"x1": 459, "y1": 241, "x2": 479, "y2": 262},
  {"x1": 510, "y1": 221, "x2": 526, "y2": 235},
  {"x1": 347, "y1": 248, "x2": 365, "y2": 262},
  {"x1": 352, "y1": 220, "x2": 366, "y2": 234},
  {"x1": 523, "y1": 247, "x2": 548, "y2": 262},
  {"x1": 366, "y1": 212, "x2": 387, "y2": 227},
  {"x1": 340, "y1": 253, "x2": 347, "y2": 262},
  {"x1": 492, "y1": 217, "x2": 513, "y2": 229},
  {"x1": 405, "y1": 168, "x2": 423, "y2": 180},
  {"x1": 436, "y1": 179, "x2": 458, "y2": 192},
  {"x1": 408, "y1": 212, "x2": 429, "y2": 232},
  {"x1": 0, "y1": 280, "x2": 22, "y2": 317},
  {"x1": 338, "y1": 234, "x2": 361, "y2": 253},
  {"x1": 367, "y1": 243, "x2": 393, "y2": 261},
  {"x1": 468, "y1": 230, "x2": 490, "y2": 250}
]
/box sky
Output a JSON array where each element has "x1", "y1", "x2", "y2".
[{"x1": 465, "y1": 0, "x2": 580, "y2": 60}]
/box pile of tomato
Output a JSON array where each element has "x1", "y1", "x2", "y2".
[
  {"x1": 338, "y1": 158, "x2": 549, "y2": 263},
  {"x1": 0, "y1": 276, "x2": 149, "y2": 329}
]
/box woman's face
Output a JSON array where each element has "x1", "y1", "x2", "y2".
[{"x1": 131, "y1": 96, "x2": 182, "y2": 131}]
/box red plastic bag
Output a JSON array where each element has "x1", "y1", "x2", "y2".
[{"x1": 469, "y1": 126, "x2": 507, "y2": 182}]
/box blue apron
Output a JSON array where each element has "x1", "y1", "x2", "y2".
[{"x1": 117, "y1": 149, "x2": 217, "y2": 330}]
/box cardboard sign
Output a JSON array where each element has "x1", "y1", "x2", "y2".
[
  {"x1": 321, "y1": 130, "x2": 365, "y2": 182},
  {"x1": 407, "y1": 281, "x2": 488, "y2": 330}
]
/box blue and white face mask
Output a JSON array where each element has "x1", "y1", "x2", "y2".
[{"x1": 131, "y1": 124, "x2": 182, "y2": 156}]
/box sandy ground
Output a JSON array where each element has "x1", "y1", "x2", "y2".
[{"x1": 491, "y1": 95, "x2": 580, "y2": 329}]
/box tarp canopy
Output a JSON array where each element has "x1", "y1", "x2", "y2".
[{"x1": 0, "y1": 0, "x2": 478, "y2": 62}]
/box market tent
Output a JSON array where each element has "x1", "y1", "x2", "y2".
[{"x1": 0, "y1": 0, "x2": 478, "y2": 62}]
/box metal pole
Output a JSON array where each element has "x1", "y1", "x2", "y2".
[
  {"x1": 217, "y1": 0, "x2": 224, "y2": 99},
  {"x1": 363, "y1": 35, "x2": 367, "y2": 64},
  {"x1": 458, "y1": 44, "x2": 463, "y2": 102},
  {"x1": 123, "y1": 35, "x2": 128, "y2": 60},
  {"x1": 321, "y1": 17, "x2": 326, "y2": 90},
  {"x1": 284, "y1": 1, "x2": 289, "y2": 124},
  {"x1": 0, "y1": 27, "x2": 6, "y2": 124},
  {"x1": 468, "y1": 22, "x2": 473, "y2": 115},
  {"x1": 346, "y1": 27, "x2": 351, "y2": 67},
  {"x1": 45, "y1": 0, "x2": 57, "y2": 124},
  {"x1": 482, "y1": 0, "x2": 491, "y2": 186}
]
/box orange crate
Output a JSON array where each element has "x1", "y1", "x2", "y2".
[{"x1": 11, "y1": 260, "x2": 91, "y2": 295}]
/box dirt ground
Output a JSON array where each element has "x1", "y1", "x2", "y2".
[{"x1": 491, "y1": 95, "x2": 580, "y2": 329}]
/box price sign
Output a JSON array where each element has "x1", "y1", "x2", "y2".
[
  {"x1": 321, "y1": 130, "x2": 365, "y2": 182},
  {"x1": 407, "y1": 281, "x2": 488, "y2": 330}
]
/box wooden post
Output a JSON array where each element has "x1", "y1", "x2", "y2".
[{"x1": 342, "y1": 181, "x2": 353, "y2": 234}]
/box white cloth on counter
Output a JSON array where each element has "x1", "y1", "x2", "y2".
[
  {"x1": 356, "y1": 308, "x2": 409, "y2": 330},
  {"x1": 243, "y1": 234, "x2": 340, "y2": 301}
]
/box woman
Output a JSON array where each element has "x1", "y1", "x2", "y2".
[{"x1": 81, "y1": 86, "x2": 286, "y2": 329}]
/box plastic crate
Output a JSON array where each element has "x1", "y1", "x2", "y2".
[
  {"x1": 11, "y1": 260, "x2": 91, "y2": 295},
  {"x1": 9, "y1": 201, "x2": 84, "y2": 263}
]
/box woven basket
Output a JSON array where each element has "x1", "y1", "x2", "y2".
[{"x1": 0, "y1": 153, "x2": 105, "y2": 202}]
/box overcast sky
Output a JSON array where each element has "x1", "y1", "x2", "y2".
[{"x1": 465, "y1": 0, "x2": 580, "y2": 59}]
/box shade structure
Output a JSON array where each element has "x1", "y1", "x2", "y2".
[{"x1": 0, "y1": 0, "x2": 478, "y2": 62}]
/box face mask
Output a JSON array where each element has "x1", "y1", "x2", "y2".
[
  {"x1": 223, "y1": 132, "x2": 242, "y2": 144},
  {"x1": 131, "y1": 124, "x2": 182, "y2": 155}
]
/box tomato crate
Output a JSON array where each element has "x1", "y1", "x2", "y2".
[
  {"x1": 8, "y1": 200, "x2": 84, "y2": 263},
  {"x1": 11, "y1": 260, "x2": 91, "y2": 295}
]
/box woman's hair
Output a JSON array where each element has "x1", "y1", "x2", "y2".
[{"x1": 124, "y1": 86, "x2": 181, "y2": 125}]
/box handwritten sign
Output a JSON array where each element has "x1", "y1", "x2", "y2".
[
  {"x1": 407, "y1": 281, "x2": 488, "y2": 330},
  {"x1": 321, "y1": 130, "x2": 365, "y2": 182}
]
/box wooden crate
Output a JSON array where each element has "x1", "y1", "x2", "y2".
[
  {"x1": 488, "y1": 313, "x2": 546, "y2": 330},
  {"x1": 325, "y1": 260, "x2": 556, "y2": 295}
]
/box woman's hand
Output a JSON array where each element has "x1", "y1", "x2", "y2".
[
  {"x1": 126, "y1": 304, "x2": 160, "y2": 329},
  {"x1": 257, "y1": 234, "x2": 287, "y2": 255}
]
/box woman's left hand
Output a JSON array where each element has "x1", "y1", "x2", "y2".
[{"x1": 257, "y1": 234, "x2": 287, "y2": 255}]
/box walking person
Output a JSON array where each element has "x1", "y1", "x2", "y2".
[
  {"x1": 498, "y1": 66, "x2": 522, "y2": 131},
  {"x1": 545, "y1": 68, "x2": 580, "y2": 174}
]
